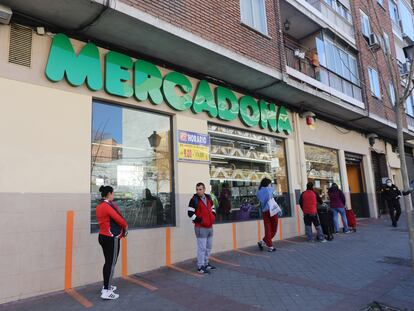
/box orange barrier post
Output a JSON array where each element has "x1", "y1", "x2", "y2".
[
  {"x1": 166, "y1": 227, "x2": 171, "y2": 266},
  {"x1": 279, "y1": 218, "x2": 283, "y2": 240},
  {"x1": 232, "y1": 223, "x2": 237, "y2": 250},
  {"x1": 121, "y1": 237, "x2": 128, "y2": 277},
  {"x1": 64, "y1": 211, "x2": 93, "y2": 308},
  {"x1": 64, "y1": 211, "x2": 74, "y2": 290},
  {"x1": 296, "y1": 205, "x2": 302, "y2": 235},
  {"x1": 257, "y1": 220, "x2": 261, "y2": 242}
]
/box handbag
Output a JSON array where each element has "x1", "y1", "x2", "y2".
[{"x1": 268, "y1": 197, "x2": 282, "y2": 217}]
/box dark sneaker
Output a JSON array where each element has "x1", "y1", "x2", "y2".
[
  {"x1": 268, "y1": 246, "x2": 276, "y2": 252},
  {"x1": 205, "y1": 264, "x2": 216, "y2": 270},
  {"x1": 257, "y1": 241, "x2": 264, "y2": 251},
  {"x1": 197, "y1": 266, "x2": 209, "y2": 274}
]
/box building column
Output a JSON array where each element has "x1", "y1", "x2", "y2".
[{"x1": 363, "y1": 153, "x2": 379, "y2": 218}]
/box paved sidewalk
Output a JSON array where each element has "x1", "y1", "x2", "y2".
[{"x1": 2, "y1": 215, "x2": 414, "y2": 311}]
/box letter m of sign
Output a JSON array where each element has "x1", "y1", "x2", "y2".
[{"x1": 45, "y1": 33, "x2": 103, "y2": 91}]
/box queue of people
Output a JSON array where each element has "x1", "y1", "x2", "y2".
[{"x1": 95, "y1": 177, "x2": 408, "y2": 300}]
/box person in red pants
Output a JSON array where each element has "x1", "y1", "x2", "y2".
[{"x1": 256, "y1": 178, "x2": 278, "y2": 252}]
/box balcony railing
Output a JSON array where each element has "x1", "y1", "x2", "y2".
[
  {"x1": 285, "y1": 46, "x2": 363, "y2": 102},
  {"x1": 306, "y1": 0, "x2": 354, "y2": 39},
  {"x1": 285, "y1": 46, "x2": 316, "y2": 79}
]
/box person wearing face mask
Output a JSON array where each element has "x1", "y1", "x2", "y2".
[{"x1": 381, "y1": 179, "x2": 403, "y2": 227}]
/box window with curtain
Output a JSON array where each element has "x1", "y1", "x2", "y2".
[
  {"x1": 360, "y1": 11, "x2": 371, "y2": 37},
  {"x1": 406, "y1": 95, "x2": 414, "y2": 116},
  {"x1": 368, "y1": 67, "x2": 381, "y2": 98},
  {"x1": 240, "y1": 0, "x2": 268, "y2": 34},
  {"x1": 389, "y1": 83, "x2": 396, "y2": 106}
]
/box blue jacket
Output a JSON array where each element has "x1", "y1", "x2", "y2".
[{"x1": 256, "y1": 186, "x2": 273, "y2": 212}]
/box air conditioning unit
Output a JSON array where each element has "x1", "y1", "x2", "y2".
[
  {"x1": 401, "y1": 62, "x2": 409, "y2": 76},
  {"x1": 369, "y1": 33, "x2": 380, "y2": 48},
  {"x1": 0, "y1": 4, "x2": 12, "y2": 25},
  {"x1": 294, "y1": 49, "x2": 305, "y2": 59}
]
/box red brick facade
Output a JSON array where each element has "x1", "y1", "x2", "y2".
[
  {"x1": 120, "y1": 0, "x2": 283, "y2": 72},
  {"x1": 350, "y1": 0, "x2": 398, "y2": 124}
]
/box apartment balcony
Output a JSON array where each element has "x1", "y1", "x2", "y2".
[
  {"x1": 284, "y1": 45, "x2": 364, "y2": 108},
  {"x1": 280, "y1": 0, "x2": 356, "y2": 47},
  {"x1": 306, "y1": 0, "x2": 354, "y2": 38}
]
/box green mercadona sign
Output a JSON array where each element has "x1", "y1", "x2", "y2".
[{"x1": 45, "y1": 33, "x2": 292, "y2": 134}]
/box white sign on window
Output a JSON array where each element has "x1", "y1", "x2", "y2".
[{"x1": 117, "y1": 165, "x2": 144, "y2": 187}]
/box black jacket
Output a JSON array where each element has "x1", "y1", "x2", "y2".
[{"x1": 381, "y1": 184, "x2": 401, "y2": 202}]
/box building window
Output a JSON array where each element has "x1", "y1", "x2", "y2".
[
  {"x1": 406, "y1": 95, "x2": 414, "y2": 116},
  {"x1": 325, "y1": 0, "x2": 352, "y2": 22},
  {"x1": 389, "y1": 0, "x2": 399, "y2": 25},
  {"x1": 398, "y1": 1, "x2": 414, "y2": 40},
  {"x1": 90, "y1": 101, "x2": 174, "y2": 231},
  {"x1": 360, "y1": 10, "x2": 371, "y2": 38},
  {"x1": 305, "y1": 144, "x2": 342, "y2": 202},
  {"x1": 209, "y1": 124, "x2": 291, "y2": 222},
  {"x1": 317, "y1": 37, "x2": 360, "y2": 85},
  {"x1": 368, "y1": 67, "x2": 381, "y2": 98},
  {"x1": 240, "y1": 0, "x2": 268, "y2": 34},
  {"x1": 377, "y1": 0, "x2": 384, "y2": 7},
  {"x1": 389, "y1": 83, "x2": 396, "y2": 106},
  {"x1": 382, "y1": 32, "x2": 391, "y2": 54}
]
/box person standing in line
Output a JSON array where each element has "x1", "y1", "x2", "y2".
[
  {"x1": 218, "y1": 183, "x2": 232, "y2": 221},
  {"x1": 328, "y1": 183, "x2": 351, "y2": 234},
  {"x1": 256, "y1": 178, "x2": 279, "y2": 252},
  {"x1": 299, "y1": 182, "x2": 327, "y2": 243},
  {"x1": 187, "y1": 182, "x2": 217, "y2": 274},
  {"x1": 382, "y1": 179, "x2": 403, "y2": 227},
  {"x1": 96, "y1": 186, "x2": 128, "y2": 300}
]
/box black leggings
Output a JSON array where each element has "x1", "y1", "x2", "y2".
[{"x1": 98, "y1": 235, "x2": 120, "y2": 290}]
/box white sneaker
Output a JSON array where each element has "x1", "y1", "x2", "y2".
[
  {"x1": 101, "y1": 285, "x2": 117, "y2": 294},
  {"x1": 100, "y1": 289, "x2": 119, "y2": 300}
]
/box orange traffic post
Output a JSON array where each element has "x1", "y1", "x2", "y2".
[
  {"x1": 257, "y1": 220, "x2": 261, "y2": 242},
  {"x1": 296, "y1": 205, "x2": 302, "y2": 235},
  {"x1": 279, "y1": 218, "x2": 283, "y2": 240},
  {"x1": 166, "y1": 227, "x2": 171, "y2": 266},
  {"x1": 64, "y1": 210, "x2": 74, "y2": 290},
  {"x1": 232, "y1": 223, "x2": 237, "y2": 250},
  {"x1": 121, "y1": 237, "x2": 128, "y2": 277}
]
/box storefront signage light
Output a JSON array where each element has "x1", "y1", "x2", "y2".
[{"x1": 45, "y1": 33, "x2": 293, "y2": 134}]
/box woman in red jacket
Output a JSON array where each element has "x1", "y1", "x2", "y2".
[{"x1": 96, "y1": 186, "x2": 128, "y2": 300}]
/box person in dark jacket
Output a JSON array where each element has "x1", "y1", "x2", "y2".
[
  {"x1": 328, "y1": 183, "x2": 350, "y2": 234},
  {"x1": 187, "y1": 182, "x2": 217, "y2": 274},
  {"x1": 218, "y1": 183, "x2": 232, "y2": 221},
  {"x1": 381, "y1": 179, "x2": 402, "y2": 227},
  {"x1": 299, "y1": 182, "x2": 326, "y2": 242}
]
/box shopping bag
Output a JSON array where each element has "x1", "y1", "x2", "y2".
[{"x1": 268, "y1": 197, "x2": 282, "y2": 217}]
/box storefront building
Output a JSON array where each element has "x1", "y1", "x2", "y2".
[{"x1": 0, "y1": 22, "x2": 395, "y2": 304}]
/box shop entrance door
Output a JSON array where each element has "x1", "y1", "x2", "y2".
[
  {"x1": 371, "y1": 151, "x2": 388, "y2": 216},
  {"x1": 345, "y1": 153, "x2": 369, "y2": 218}
]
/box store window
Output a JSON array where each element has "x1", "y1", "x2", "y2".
[
  {"x1": 305, "y1": 144, "x2": 342, "y2": 201},
  {"x1": 90, "y1": 101, "x2": 174, "y2": 231},
  {"x1": 209, "y1": 124, "x2": 291, "y2": 222}
]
